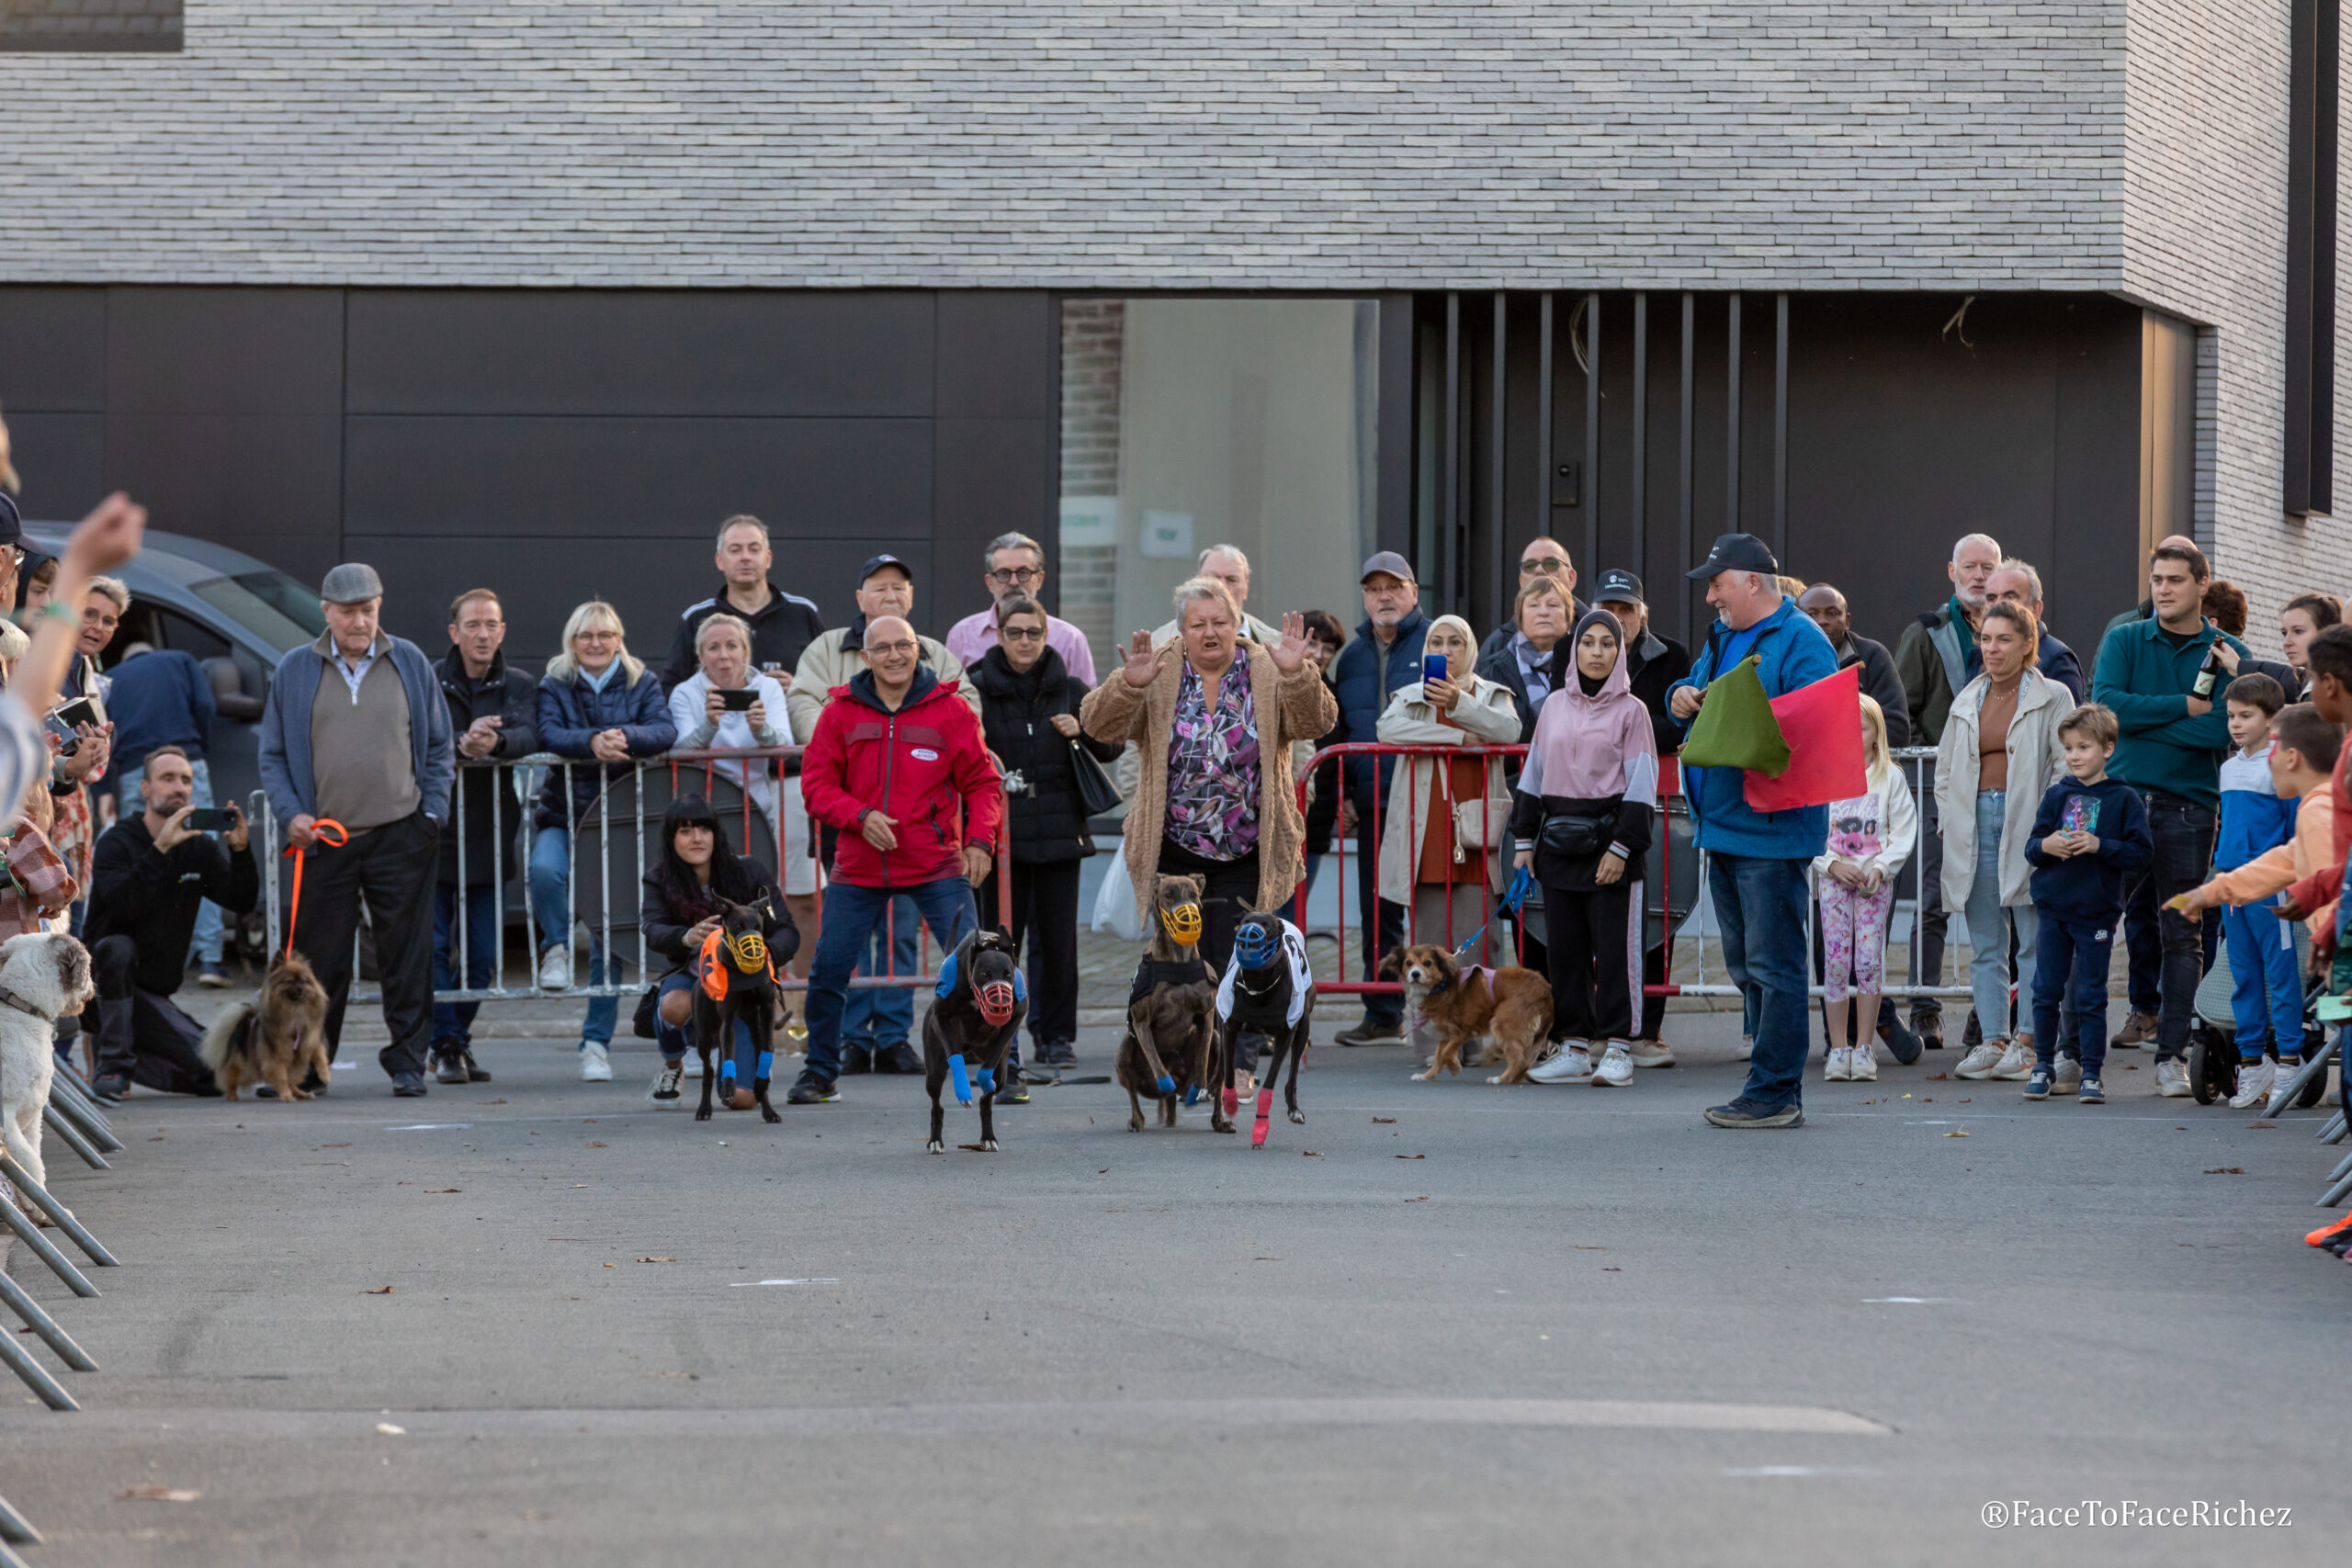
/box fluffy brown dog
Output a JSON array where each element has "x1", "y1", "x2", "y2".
[
  {"x1": 200, "y1": 953, "x2": 332, "y2": 1101},
  {"x1": 1382, "y1": 944, "x2": 1554, "y2": 1085},
  {"x1": 1116, "y1": 874, "x2": 1216, "y2": 1131}
]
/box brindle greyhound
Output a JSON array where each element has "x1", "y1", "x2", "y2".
[
  {"x1": 922, "y1": 929, "x2": 1027, "y2": 1153},
  {"x1": 1116, "y1": 874, "x2": 1217, "y2": 1131},
  {"x1": 693, "y1": 895, "x2": 783, "y2": 1123}
]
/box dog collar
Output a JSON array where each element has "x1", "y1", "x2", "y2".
[{"x1": 0, "y1": 985, "x2": 47, "y2": 1020}]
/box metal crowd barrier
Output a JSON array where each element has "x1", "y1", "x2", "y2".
[
  {"x1": 1295, "y1": 740, "x2": 1970, "y2": 1001},
  {"x1": 257, "y1": 746, "x2": 1010, "y2": 1010}
]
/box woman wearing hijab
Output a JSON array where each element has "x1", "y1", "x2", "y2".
[
  {"x1": 1374, "y1": 614, "x2": 1523, "y2": 959},
  {"x1": 1511, "y1": 609, "x2": 1659, "y2": 1088},
  {"x1": 639, "y1": 793, "x2": 797, "y2": 1110}
]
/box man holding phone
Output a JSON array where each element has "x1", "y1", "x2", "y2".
[
  {"x1": 102, "y1": 640, "x2": 227, "y2": 983},
  {"x1": 82, "y1": 746, "x2": 260, "y2": 1100}
]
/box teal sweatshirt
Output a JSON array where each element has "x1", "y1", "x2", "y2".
[{"x1": 2088, "y1": 616, "x2": 2250, "y2": 809}]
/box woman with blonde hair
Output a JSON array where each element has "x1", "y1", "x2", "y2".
[{"x1": 530, "y1": 599, "x2": 677, "y2": 1081}]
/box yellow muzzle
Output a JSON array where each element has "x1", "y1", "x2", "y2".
[
  {"x1": 726, "y1": 931, "x2": 769, "y2": 975},
  {"x1": 1159, "y1": 903, "x2": 1203, "y2": 946}
]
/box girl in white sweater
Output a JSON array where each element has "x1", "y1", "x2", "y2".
[{"x1": 1815, "y1": 694, "x2": 1916, "y2": 1081}]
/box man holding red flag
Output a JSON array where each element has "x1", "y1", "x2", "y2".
[{"x1": 1667, "y1": 535, "x2": 1841, "y2": 1128}]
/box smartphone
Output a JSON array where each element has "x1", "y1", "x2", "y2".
[
  {"x1": 1423, "y1": 654, "x2": 1448, "y2": 684},
  {"x1": 185, "y1": 807, "x2": 237, "y2": 832},
  {"x1": 717, "y1": 687, "x2": 759, "y2": 711},
  {"x1": 49, "y1": 696, "x2": 99, "y2": 731}
]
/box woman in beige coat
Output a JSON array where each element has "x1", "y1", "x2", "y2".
[
  {"x1": 1935, "y1": 602, "x2": 2070, "y2": 1083},
  {"x1": 1080, "y1": 578, "x2": 1337, "y2": 974},
  {"x1": 1374, "y1": 614, "x2": 1521, "y2": 954}
]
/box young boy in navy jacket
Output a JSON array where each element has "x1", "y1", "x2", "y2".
[{"x1": 2021, "y1": 703, "x2": 2154, "y2": 1103}]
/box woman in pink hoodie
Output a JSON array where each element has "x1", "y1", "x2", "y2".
[{"x1": 1510, "y1": 608, "x2": 1659, "y2": 1088}]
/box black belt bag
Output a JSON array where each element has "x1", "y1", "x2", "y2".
[{"x1": 1538, "y1": 813, "x2": 1611, "y2": 861}]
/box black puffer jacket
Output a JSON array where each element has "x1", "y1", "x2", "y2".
[
  {"x1": 973, "y1": 647, "x2": 1124, "y2": 864},
  {"x1": 436, "y1": 647, "x2": 538, "y2": 886}
]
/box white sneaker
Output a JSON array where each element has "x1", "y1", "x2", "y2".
[
  {"x1": 1590, "y1": 1043, "x2": 1634, "y2": 1087},
  {"x1": 1954, "y1": 1042, "x2": 2007, "y2": 1080},
  {"x1": 1628, "y1": 1039, "x2": 1676, "y2": 1069},
  {"x1": 1849, "y1": 1044, "x2": 1878, "y2": 1082},
  {"x1": 1992, "y1": 1040, "x2": 2036, "y2": 1081},
  {"x1": 580, "y1": 1042, "x2": 612, "y2": 1082},
  {"x1": 650, "y1": 1064, "x2": 684, "y2": 1109},
  {"x1": 2052, "y1": 1054, "x2": 2082, "y2": 1094},
  {"x1": 1735, "y1": 1035, "x2": 1754, "y2": 1061},
  {"x1": 679, "y1": 1051, "x2": 704, "y2": 1077},
  {"x1": 2229, "y1": 1057, "x2": 2278, "y2": 1111},
  {"x1": 1824, "y1": 1046, "x2": 1851, "y2": 1082},
  {"x1": 2154, "y1": 1057, "x2": 2192, "y2": 1098},
  {"x1": 537, "y1": 945, "x2": 572, "y2": 990},
  {"x1": 1528, "y1": 1043, "x2": 1594, "y2": 1084}
]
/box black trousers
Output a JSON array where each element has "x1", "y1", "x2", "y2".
[
  {"x1": 1155, "y1": 837, "x2": 1264, "y2": 976},
  {"x1": 86, "y1": 934, "x2": 217, "y2": 1093},
  {"x1": 981, "y1": 857, "x2": 1083, "y2": 1049},
  {"x1": 1544, "y1": 878, "x2": 1641, "y2": 1043},
  {"x1": 289, "y1": 810, "x2": 439, "y2": 1080}
]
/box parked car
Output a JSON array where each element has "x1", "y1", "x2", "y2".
[{"x1": 21, "y1": 523, "x2": 325, "y2": 817}]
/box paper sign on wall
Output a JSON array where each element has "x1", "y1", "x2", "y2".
[
  {"x1": 1138, "y1": 510, "x2": 1194, "y2": 559},
  {"x1": 1060, "y1": 496, "x2": 1118, "y2": 548}
]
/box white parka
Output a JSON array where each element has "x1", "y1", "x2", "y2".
[
  {"x1": 1935, "y1": 668, "x2": 2071, "y2": 910},
  {"x1": 1373, "y1": 677, "x2": 1521, "y2": 904}
]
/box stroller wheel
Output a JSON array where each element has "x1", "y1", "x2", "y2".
[
  {"x1": 2187, "y1": 1030, "x2": 2233, "y2": 1106},
  {"x1": 2292, "y1": 1054, "x2": 2329, "y2": 1110}
]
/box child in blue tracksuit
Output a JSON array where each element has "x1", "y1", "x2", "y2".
[
  {"x1": 2211, "y1": 674, "x2": 2302, "y2": 1087},
  {"x1": 2021, "y1": 703, "x2": 2153, "y2": 1103}
]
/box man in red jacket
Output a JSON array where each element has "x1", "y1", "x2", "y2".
[{"x1": 790, "y1": 615, "x2": 1003, "y2": 1104}]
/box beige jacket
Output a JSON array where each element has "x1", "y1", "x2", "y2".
[
  {"x1": 1080, "y1": 642, "x2": 1338, "y2": 916},
  {"x1": 1372, "y1": 678, "x2": 1521, "y2": 904},
  {"x1": 786, "y1": 627, "x2": 979, "y2": 746},
  {"x1": 1936, "y1": 668, "x2": 2070, "y2": 909}
]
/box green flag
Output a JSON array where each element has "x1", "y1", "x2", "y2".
[{"x1": 1678, "y1": 655, "x2": 1791, "y2": 776}]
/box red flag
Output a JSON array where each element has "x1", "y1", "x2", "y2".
[{"x1": 1743, "y1": 664, "x2": 1867, "y2": 813}]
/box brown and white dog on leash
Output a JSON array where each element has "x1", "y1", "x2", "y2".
[
  {"x1": 0, "y1": 932, "x2": 96, "y2": 1207},
  {"x1": 1382, "y1": 944, "x2": 1554, "y2": 1085},
  {"x1": 1115, "y1": 874, "x2": 1216, "y2": 1132}
]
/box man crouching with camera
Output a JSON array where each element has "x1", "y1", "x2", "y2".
[{"x1": 82, "y1": 746, "x2": 259, "y2": 1100}]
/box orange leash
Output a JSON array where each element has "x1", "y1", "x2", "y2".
[{"x1": 281, "y1": 818, "x2": 350, "y2": 958}]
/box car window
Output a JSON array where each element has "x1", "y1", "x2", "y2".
[{"x1": 190, "y1": 571, "x2": 326, "y2": 652}]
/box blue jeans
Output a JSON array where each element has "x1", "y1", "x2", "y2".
[
  {"x1": 1709, "y1": 852, "x2": 1812, "y2": 1111},
  {"x1": 1962, "y1": 790, "x2": 2037, "y2": 1039},
  {"x1": 805, "y1": 878, "x2": 977, "y2": 1082},
  {"x1": 2222, "y1": 900, "x2": 2304, "y2": 1059},
  {"x1": 2033, "y1": 913, "x2": 2117, "y2": 1077},
  {"x1": 432, "y1": 884, "x2": 498, "y2": 1048},
  {"x1": 526, "y1": 826, "x2": 620, "y2": 1046},
  {"x1": 124, "y1": 758, "x2": 224, "y2": 964},
  {"x1": 656, "y1": 970, "x2": 763, "y2": 1083},
  {"x1": 842, "y1": 894, "x2": 919, "y2": 1050}
]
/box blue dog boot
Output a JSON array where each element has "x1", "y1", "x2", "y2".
[
  {"x1": 1184, "y1": 1085, "x2": 1199, "y2": 1106},
  {"x1": 973, "y1": 1066, "x2": 997, "y2": 1096},
  {"x1": 1155, "y1": 1074, "x2": 1177, "y2": 1096},
  {"x1": 949, "y1": 1054, "x2": 973, "y2": 1106}
]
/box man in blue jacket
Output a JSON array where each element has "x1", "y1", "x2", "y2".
[
  {"x1": 257, "y1": 564, "x2": 455, "y2": 1098},
  {"x1": 1328, "y1": 551, "x2": 1427, "y2": 1045},
  {"x1": 1668, "y1": 535, "x2": 1839, "y2": 1128},
  {"x1": 2090, "y1": 540, "x2": 2250, "y2": 1096}
]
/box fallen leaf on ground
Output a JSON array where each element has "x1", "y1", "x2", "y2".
[
  {"x1": 637, "y1": 1257, "x2": 675, "y2": 1264},
  {"x1": 2203, "y1": 1167, "x2": 2245, "y2": 1175},
  {"x1": 1396, "y1": 1154, "x2": 1425, "y2": 1160},
  {"x1": 365, "y1": 1286, "x2": 394, "y2": 1295},
  {"x1": 1957, "y1": 1099, "x2": 1971, "y2": 1104},
  {"x1": 603, "y1": 1262, "x2": 614, "y2": 1269},
  {"x1": 483, "y1": 1099, "x2": 507, "y2": 1104},
  {"x1": 1923, "y1": 1074, "x2": 1949, "y2": 1081},
  {"x1": 958, "y1": 1144, "x2": 988, "y2": 1151},
  {"x1": 585, "y1": 1141, "x2": 607, "y2": 1148},
  {"x1": 120, "y1": 1485, "x2": 199, "y2": 1502},
  {"x1": 426, "y1": 1189, "x2": 461, "y2": 1194},
  {"x1": 2252, "y1": 1121, "x2": 2280, "y2": 1130},
  {"x1": 1944, "y1": 1130, "x2": 1969, "y2": 1137},
  {"x1": 1572, "y1": 1245, "x2": 1605, "y2": 1250},
  {"x1": 376, "y1": 1423, "x2": 406, "y2": 1436},
  {"x1": 1404, "y1": 1195, "x2": 1429, "y2": 1201},
  {"x1": 321, "y1": 1143, "x2": 350, "y2": 1148},
  {"x1": 1373, "y1": 1117, "x2": 1396, "y2": 1123},
  {"x1": 1602, "y1": 1266, "x2": 1623, "y2": 1272},
  {"x1": 1302, "y1": 1150, "x2": 1322, "y2": 1156}
]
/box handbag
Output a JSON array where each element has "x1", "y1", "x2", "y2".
[
  {"x1": 1537, "y1": 812, "x2": 1611, "y2": 861},
  {"x1": 1069, "y1": 739, "x2": 1122, "y2": 818},
  {"x1": 1430, "y1": 750, "x2": 1513, "y2": 858}
]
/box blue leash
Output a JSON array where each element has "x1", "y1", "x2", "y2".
[{"x1": 1447, "y1": 865, "x2": 1535, "y2": 962}]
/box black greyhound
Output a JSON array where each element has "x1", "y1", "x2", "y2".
[
  {"x1": 923, "y1": 930, "x2": 1027, "y2": 1153},
  {"x1": 693, "y1": 895, "x2": 783, "y2": 1123},
  {"x1": 1209, "y1": 909, "x2": 1313, "y2": 1145}
]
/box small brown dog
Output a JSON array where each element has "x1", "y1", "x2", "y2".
[
  {"x1": 1382, "y1": 944, "x2": 1554, "y2": 1085},
  {"x1": 200, "y1": 952, "x2": 332, "y2": 1101},
  {"x1": 1116, "y1": 874, "x2": 1217, "y2": 1132}
]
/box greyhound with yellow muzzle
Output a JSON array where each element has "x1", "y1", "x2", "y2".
[{"x1": 1115, "y1": 874, "x2": 1219, "y2": 1132}]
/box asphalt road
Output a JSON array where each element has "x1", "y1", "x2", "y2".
[{"x1": 0, "y1": 1012, "x2": 2340, "y2": 1567}]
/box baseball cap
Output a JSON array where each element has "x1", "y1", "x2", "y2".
[
  {"x1": 320, "y1": 563, "x2": 384, "y2": 604},
  {"x1": 1592, "y1": 568, "x2": 1645, "y2": 605},
  {"x1": 1686, "y1": 533, "x2": 1777, "y2": 581},
  {"x1": 1359, "y1": 550, "x2": 1417, "y2": 585},
  {"x1": 859, "y1": 553, "x2": 913, "y2": 585}
]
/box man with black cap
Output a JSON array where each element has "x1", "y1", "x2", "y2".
[
  {"x1": 786, "y1": 554, "x2": 980, "y2": 1076},
  {"x1": 1667, "y1": 535, "x2": 1840, "y2": 1128},
  {"x1": 256, "y1": 563, "x2": 454, "y2": 1098},
  {"x1": 1328, "y1": 550, "x2": 1426, "y2": 1045}
]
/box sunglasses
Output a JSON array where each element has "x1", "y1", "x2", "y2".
[
  {"x1": 1000, "y1": 625, "x2": 1047, "y2": 642},
  {"x1": 1520, "y1": 557, "x2": 1571, "y2": 575}
]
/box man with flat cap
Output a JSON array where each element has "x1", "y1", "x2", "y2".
[
  {"x1": 1666, "y1": 535, "x2": 1838, "y2": 1129},
  {"x1": 257, "y1": 563, "x2": 454, "y2": 1098}
]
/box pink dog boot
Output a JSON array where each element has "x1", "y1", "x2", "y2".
[{"x1": 1251, "y1": 1086, "x2": 1274, "y2": 1146}]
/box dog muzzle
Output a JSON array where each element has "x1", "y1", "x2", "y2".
[
  {"x1": 726, "y1": 932, "x2": 769, "y2": 976},
  {"x1": 972, "y1": 979, "x2": 1019, "y2": 1027},
  {"x1": 1233, "y1": 924, "x2": 1281, "y2": 971},
  {"x1": 1159, "y1": 903, "x2": 1203, "y2": 947}
]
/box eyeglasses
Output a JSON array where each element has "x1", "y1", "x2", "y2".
[
  {"x1": 867, "y1": 639, "x2": 920, "y2": 657},
  {"x1": 1520, "y1": 556, "x2": 1571, "y2": 575},
  {"x1": 987, "y1": 566, "x2": 1043, "y2": 586},
  {"x1": 1000, "y1": 625, "x2": 1047, "y2": 642},
  {"x1": 576, "y1": 629, "x2": 619, "y2": 644}
]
